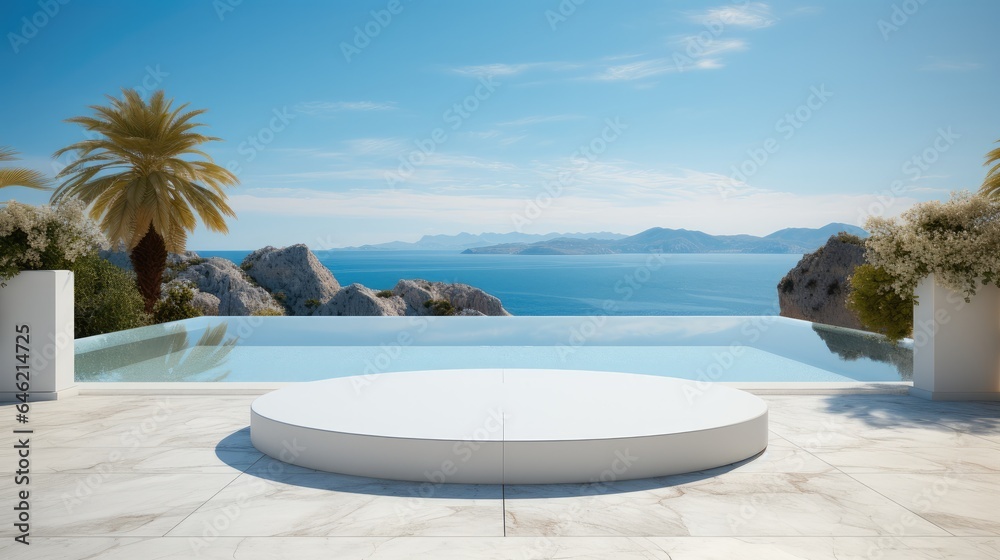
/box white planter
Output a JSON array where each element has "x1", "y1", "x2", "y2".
[
  {"x1": 0, "y1": 270, "x2": 76, "y2": 402},
  {"x1": 911, "y1": 274, "x2": 1000, "y2": 401}
]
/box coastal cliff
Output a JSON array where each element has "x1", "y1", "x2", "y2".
[
  {"x1": 101, "y1": 244, "x2": 511, "y2": 317},
  {"x1": 777, "y1": 233, "x2": 866, "y2": 329}
]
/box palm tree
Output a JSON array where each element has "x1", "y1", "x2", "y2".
[
  {"x1": 51, "y1": 89, "x2": 239, "y2": 312},
  {"x1": 983, "y1": 139, "x2": 1000, "y2": 199},
  {"x1": 0, "y1": 146, "x2": 49, "y2": 192}
]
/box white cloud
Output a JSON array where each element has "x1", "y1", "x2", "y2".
[
  {"x1": 343, "y1": 137, "x2": 406, "y2": 156},
  {"x1": 451, "y1": 63, "x2": 538, "y2": 78},
  {"x1": 685, "y1": 37, "x2": 747, "y2": 58},
  {"x1": 788, "y1": 6, "x2": 823, "y2": 16},
  {"x1": 920, "y1": 57, "x2": 983, "y2": 72},
  {"x1": 593, "y1": 59, "x2": 680, "y2": 81},
  {"x1": 498, "y1": 115, "x2": 584, "y2": 127},
  {"x1": 228, "y1": 186, "x2": 916, "y2": 238},
  {"x1": 591, "y1": 38, "x2": 746, "y2": 81},
  {"x1": 691, "y1": 3, "x2": 776, "y2": 29},
  {"x1": 295, "y1": 101, "x2": 397, "y2": 115}
]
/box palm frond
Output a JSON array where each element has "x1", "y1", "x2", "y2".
[
  {"x1": 981, "y1": 141, "x2": 1000, "y2": 199},
  {"x1": 0, "y1": 147, "x2": 51, "y2": 190},
  {"x1": 50, "y1": 88, "x2": 240, "y2": 251}
]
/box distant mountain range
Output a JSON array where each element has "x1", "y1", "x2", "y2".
[
  {"x1": 341, "y1": 231, "x2": 627, "y2": 251},
  {"x1": 461, "y1": 223, "x2": 868, "y2": 255}
]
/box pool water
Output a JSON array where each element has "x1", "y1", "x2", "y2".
[{"x1": 74, "y1": 316, "x2": 913, "y2": 383}]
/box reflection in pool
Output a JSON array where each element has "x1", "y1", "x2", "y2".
[
  {"x1": 812, "y1": 323, "x2": 913, "y2": 380},
  {"x1": 77, "y1": 322, "x2": 237, "y2": 382},
  {"x1": 75, "y1": 316, "x2": 913, "y2": 383}
]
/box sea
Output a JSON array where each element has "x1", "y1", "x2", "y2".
[{"x1": 197, "y1": 251, "x2": 803, "y2": 316}]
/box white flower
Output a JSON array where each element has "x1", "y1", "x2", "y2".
[
  {"x1": 0, "y1": 200, "x2": 108, "y2": 281},
  {"x1": 865, "y1": 191, "x2": 1000, "y2": 300}
]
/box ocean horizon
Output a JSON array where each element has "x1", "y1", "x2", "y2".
[{"x1": 197, "y1": 250, "x2": 802, "y2": 316}]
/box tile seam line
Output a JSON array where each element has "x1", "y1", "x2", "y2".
[
  {"x1": 844, "y1": 473, "x2": 957, "y2": 537},
  {"x1": 159, "y1": 468, "x2": 250, "y2": 537}
]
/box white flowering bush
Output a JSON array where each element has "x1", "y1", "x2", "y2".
[
  {"x1": 0, "y1": 200, "x2": 107, "y2": 284},
  {"x1": 865, "y1": 191, "x2": 1000, "y2": 301}
]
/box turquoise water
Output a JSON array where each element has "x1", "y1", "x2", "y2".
[
  {"x1": 75, "y1": 316, "x2": 913, "y2": 383},
  {"x1": 198, "y1": 251, "x2": 801, "y2": 316}
]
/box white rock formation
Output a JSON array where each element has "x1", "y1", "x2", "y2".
[
  {"x1": 241, "y1": 245, "x2": 341, "y2": 315},
  {"x1": 392, "y1": 279, "x2": 510, "y2": 316},
  {"x1": 174, "y1": 258, "x2": 283, "y2": 316},
  {"x1": 321, "y1": 284, "x2": 407, "y2": 316}
]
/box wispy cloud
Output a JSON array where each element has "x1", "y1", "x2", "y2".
[
  {"x1": 463, "y1": 130, "x2": 501, "y2": 140},
  {"x1": 229, "y1": 184, "x2": 913, "y2": 239},
  {"x1": 920, "y1": 56, "x2": 982, "y2": 72},
  {"x1": 295, "y1": 101, "x2": 397, "y2": 115},
  {"x1": 592, "y1": 59, "x2": 678, "y2": 81},
  {"x1": 451, "y1": 63, "x2": 539, "y2": 78},
  {"x1": 498, "y1": 115, "x2": 584, "y2": 127},
  {"x1": 788, "y1": 6, "x2": 823, "y2": 16},
  {"x1": 343, "y1": 137, "x2": 406, "y2": 155},
  {"x1": 450, "y1": 61, "x2": 584, "y2": 79},
  {"x1": 590, "y1": 34, "x2": 748, "y2": 81},
  {"x1": 690, "y1": 2, "x2": 777, "y2": 29}
]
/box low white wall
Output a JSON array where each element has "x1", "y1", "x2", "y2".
[
  {"x1": 911, "y1": 274, "x2": 1000, "y2": 401},
  {"x1": 0, "y1": 270, "x2": 76, "y2": 402}
]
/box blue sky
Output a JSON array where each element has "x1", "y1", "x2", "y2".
[{"x1": 2, "y1": 0, "x2": 998, "y2": 249}]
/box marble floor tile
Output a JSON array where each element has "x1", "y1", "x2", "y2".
[
  {"x1": 3, "y1": 536, "x2": 999, "y2": 560},
  {"x1": 22, "y1": 446, "x2": 262, "y2": 474},
  {"x1": 504, "y1": 472, "x2": 948, "y2": 537},
  {"x1": 0, "y1": 536, "x2": 673, "y2": 560},
  {"x1": 813, "y1": 446, "x2": 1000, "y2": 474},
  {"x1": 168, "y1": 472, "x2": 504, "y2": 537},
  {"x1": 851, "y1": 473, "x2": 1000, "y2": 536},
  {"x1": 769, "y1": 416, "x2": 990, "y2": 451},
  {"x1": 3, "y1": 393, "x2": 1000, "y2": 554},
  {"x1": 694, "y1": 437, "x2": 834, "y2": 475},
  {"x1": 0, "y1": 473, "x2": 239, "y2": 537},
  {"x1": 37, "y1": 416, "x2": 252, "y2": 449},
  {"x1": 650, "y1": 536, "x2": 1000, "y2": 560}
]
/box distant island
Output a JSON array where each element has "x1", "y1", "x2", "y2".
[
  {"x1": 341, "y1": 231, "x2": 627, "y2": 251},
  {"x1": 461, "y1": 223, "x2": 867, "y2": 255}
]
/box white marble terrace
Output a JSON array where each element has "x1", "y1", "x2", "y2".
[{"x1": 2, "y1": 392, "x2": 999, "y2": 559}]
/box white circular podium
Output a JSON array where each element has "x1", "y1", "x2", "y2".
[{"x1": 250, "y1": 369, "x2": 768, "y2": 484}]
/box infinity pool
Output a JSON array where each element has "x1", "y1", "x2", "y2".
[{"x1": 74, "y1": 316, "x2": 912, "y2": 383}]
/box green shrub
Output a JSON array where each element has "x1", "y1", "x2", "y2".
[
  {"x1": 376, "y1": 290, "x2": 393, "y2": 298},
  {"x1": 153, "y1": 283, "x2": 203, "y2": 324},
  {"x1": 423, "y1": 298, "x2": 456, "y2": 316},
  {"x1": 847, "y1": 264, "x2": 914, "y2": 342},
  {"x1": 272, "y1": 291, "x2": 287, "y2": 302},
  {"x1": 252, "y1": 307, "x2": 284, "y2": 317},
  {"x1": 835, "y1": 232, "x2": 865, "y2": 246},
  {"x1": 73, "y1": 254, "x2": 150, "y2": 338},
  {"x1": 304, "y1": 298, "x2": 321, "y2": 309}
]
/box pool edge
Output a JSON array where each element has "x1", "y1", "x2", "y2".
[{"x1": 72, "y1": 381, "x2": 913, "y2": 396}]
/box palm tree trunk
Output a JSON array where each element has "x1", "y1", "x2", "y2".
[{"x1": 130, "y1": 225, "x2": 168, "y2": 313}]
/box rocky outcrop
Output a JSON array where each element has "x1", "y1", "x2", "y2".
[
  {"x1": 318, "y1": 280, "x2": 511, "y2": 317},
  {"x1": 778, "y1": 234, "x2": 866, "y2": 329},
  {"x1": 102, "y1": 243, "x2": 510, "y2": 317},
  {"x1": 241, "y1": 244, "x2": 341, "y2": 315},
  {"x1": 392, "y1": 279, "x2": 510, "y2": 316},
  {"x1": 173, "y1": 257, "x2": 283, "y2": 316},
  {"x1": 190, "y1": 290, "x2": 221, "y2": 316},
  {"x1": 321, "y1": 284, "x2": 407, "y2": 316}
]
